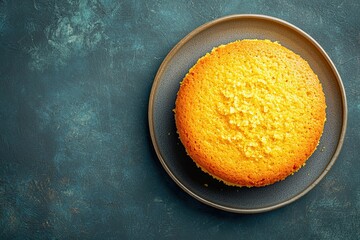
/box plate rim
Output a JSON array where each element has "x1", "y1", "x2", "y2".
[{"x1": 148, "y1": 14, "x2": 348, "y2": 213}]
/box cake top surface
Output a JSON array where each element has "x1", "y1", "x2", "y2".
[{"x1": 175, "y1": 39, "x2": 326, "y2": 187}]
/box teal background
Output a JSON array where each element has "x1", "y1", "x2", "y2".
[{"x1": 0, "y1": 0, "x2": 359, "y2": 239}]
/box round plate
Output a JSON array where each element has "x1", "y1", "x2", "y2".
[{"x1": 148, "y1": 14, "x2": 347, "y2": 213}]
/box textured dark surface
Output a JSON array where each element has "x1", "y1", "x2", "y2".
[{"x1": 0, "y1": 0, "x2": 359, "y2": 239}]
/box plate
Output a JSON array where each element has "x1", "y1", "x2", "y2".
[{"x1": 148, "y1": 14, "x2": 347, "y2": 213}]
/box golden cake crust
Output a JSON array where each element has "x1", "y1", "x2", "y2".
[{"x1": 175, "y1": 39, "x2": 326, "y2": 187}]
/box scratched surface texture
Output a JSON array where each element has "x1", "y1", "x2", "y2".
[{"x1": 0, "y1": 0, "x2": 359, "y2": 239}]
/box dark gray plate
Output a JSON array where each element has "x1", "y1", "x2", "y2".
[{"x1": 148, "y1": 14, "x2": 347, "y2": 213}]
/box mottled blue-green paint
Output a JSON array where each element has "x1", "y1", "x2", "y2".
[{"x1": 27, "y1": 0, "x2": 109, "y2": 71}]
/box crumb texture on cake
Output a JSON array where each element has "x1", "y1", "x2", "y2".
[{"x1": 175, "y1": 39, "x2": 326, "y2": 187}]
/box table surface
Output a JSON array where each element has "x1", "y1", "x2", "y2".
[{"x1": 0, "y1": 0, "x2": 359, "y2": 239}]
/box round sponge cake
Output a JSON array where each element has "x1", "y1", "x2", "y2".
[{"x1": 174, "y1": 39, "x2": 326, "y2": 187}]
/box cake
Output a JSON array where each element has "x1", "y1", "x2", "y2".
[{"x1": 174, "y1": 39, "x2": 326, "y2": 187}]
